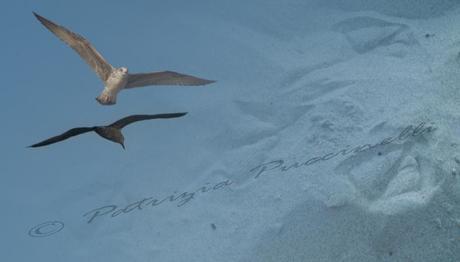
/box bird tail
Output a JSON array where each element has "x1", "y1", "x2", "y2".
[{"x1": 96, "y1": 90, "x2": 117, "y2": 105}]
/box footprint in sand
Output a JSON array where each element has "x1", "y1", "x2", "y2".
[
  {"x1": 332, "y1": 16, "x2": 418, "y2": 54},
  {"x1": 217, "y1": 99, "x2": 314, "y2": 148},
  {"x1": 368, "y1": 155, "x2": 441, "y2": 215},
  {"x1": 326, "y1": 1, "x2": 457, "y2": 19},
  {"x1": 234, "y1": 100, "x2": 313, "y2": 127},
  {"x1": 335, "y1": 139, "x2": 442, "y2": 215},
  {"x1": 280, "y1": 78, "x2": 356, "y2": 104}
]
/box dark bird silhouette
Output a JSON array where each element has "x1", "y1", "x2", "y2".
[
  {"x1": 33, "y1": 12, "x2": 215, "y2": 105},
  {"x1": 29, "y1": 113, "x2": 187, "y2": 149}
]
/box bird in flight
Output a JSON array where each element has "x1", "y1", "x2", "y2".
[
  {"x1": 29, "y1": 113, "x2": 187, "y2": 149},
  {"x1": 33, "y1": 12, "x2": 215, "y2": 105}
]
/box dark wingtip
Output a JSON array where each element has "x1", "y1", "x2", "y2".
[
  {"x1": 32, "y1": 12, "x2": 52, "y2": 26},
  {"x1": 199, "y1": 79, "x2": 216, "y2": 86},
  {"x1": 32, "y1": 12, "x2": 48, "y2": 25},
  {"x1": 32, "y1": 11, "x2": 42, "y2": 19}
]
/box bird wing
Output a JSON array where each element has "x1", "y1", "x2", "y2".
[
  {"x1": 33, "y1": 12, "x2": 114, "y2": 82},
  {"x1": 29, "y1": 127, "x2": 95, "y2": 148},
  {"x1": 109, "y1": 113, "x2": 188, "y2": 129},
  {"x1": 125, "y1": 71, "x2": 215, "y2": 88}
]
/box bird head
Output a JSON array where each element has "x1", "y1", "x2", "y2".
[
  {"x1": 118, "y1": 136, "x2": 125, "y2": 150},
  {"x1": 111, "y1": 131, "x2": 125, "y2": 150},
  {"x1": 119, "y1": 67, "x2": 128, "y2": 74}
]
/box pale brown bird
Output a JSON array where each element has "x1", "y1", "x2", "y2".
[
  {"x1": 29, "y1": 113, "x2": 187, "y2": 149},
  {"x1": 33, "y1": 12, "x2": 215, "y2": 105}
]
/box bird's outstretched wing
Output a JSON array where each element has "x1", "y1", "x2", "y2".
[
  {"x1": 125, "y1": 71, "x2": 215, "y2": 89},
  {"x1": 109, "y1": 113, "x2": 188, "y2": 129},
  {"x1": 33, "y1": 12, "x2": 114, "y2": 82},
  {"x1": 29, "y1": 127, "x2": 95, "y2": 148}
]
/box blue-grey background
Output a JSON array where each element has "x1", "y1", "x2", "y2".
[{"x1": 1, "y1": 0, "x2": 243, "y2": 260}]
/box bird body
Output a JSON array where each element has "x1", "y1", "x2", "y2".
[
  {"x1": 29, "y1": 113, "x2": 187, "y2": 149},
  {"x1": 33, "y1": 12, "x2": 215, "y2": 105},
  {"x1": 97, "y1": 67, "x2": 129, "y2": 105},
  {"x1": 94, "y1": 126, "x2": 125, "y2": 148}
]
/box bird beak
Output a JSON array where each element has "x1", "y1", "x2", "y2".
[{"x1": 121, "y1": 143, "x2": 125, "y2": 150}]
